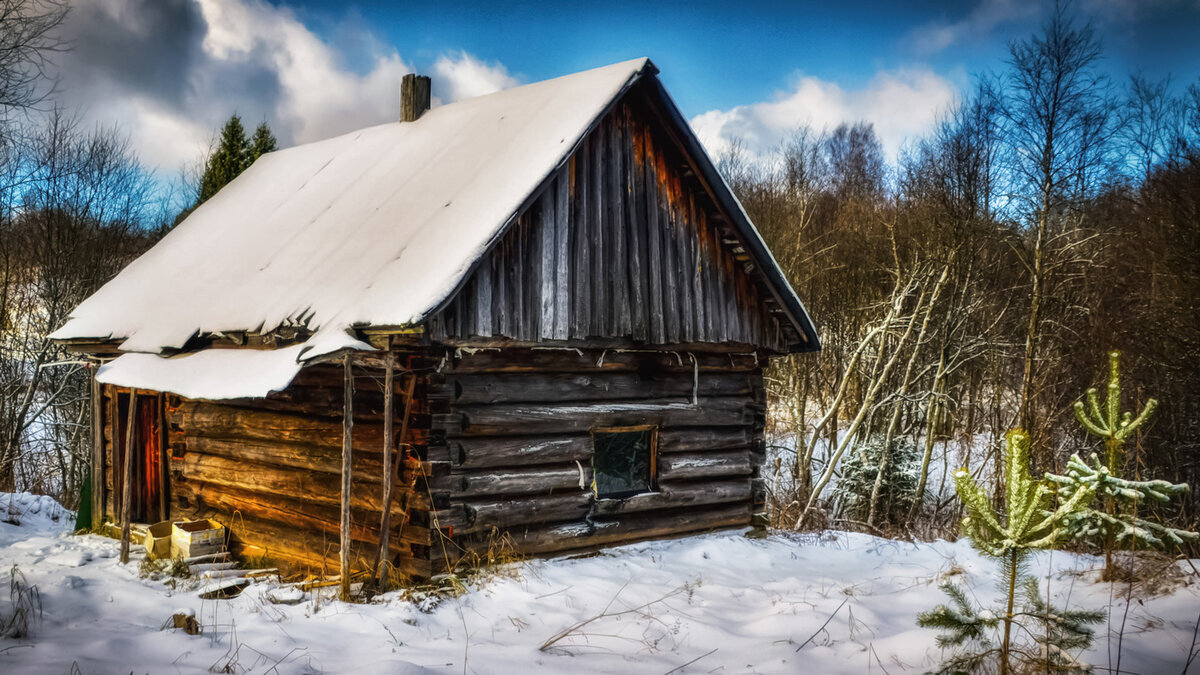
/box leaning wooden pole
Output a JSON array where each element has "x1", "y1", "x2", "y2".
[
  {"x1": 375, "y1": 343, "x2": 396, "y2": 583},
  {"x1": 340, "y1": 353, "x2": 354, "y2": 601},
  {"x1": 119, "y1": 390, "x2": 137, "y2": 564}
]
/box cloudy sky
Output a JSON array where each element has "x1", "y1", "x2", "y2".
[{"x1": 49, "y1": 0, "x2": 1200, "y2": 178}]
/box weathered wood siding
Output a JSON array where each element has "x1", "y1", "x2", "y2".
[
  {"x1": 431, "y1": 99, "x2": 795, "y2": 353},
  {"x1": 420, "y1": 347, "x2": 768, "y2": 573}
]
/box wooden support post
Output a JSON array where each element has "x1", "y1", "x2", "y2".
[
  {"x1": 119, "y1": 390, "x2": 136, "y2": 564},
  {"x1": 158, "y1": 393, "x2": 169, "y2": 522},
  {"x1": 90, "y1": 368, "x2": 103, "y2": 530},
  {"x1": 340, "y1": 354, "x2": 354, "y2": 601},
  {"x1": 375, "y1": 342, "x2": 395, "y2": 582}
]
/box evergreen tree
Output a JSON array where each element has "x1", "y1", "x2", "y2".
[
  {"x1": 247, "y1": 121, "x2": 277, "y2": 167},
  {"x1": 919, "y1": 430, "x2": 1098, "y2": 674},
  {"x1": 833, "y1": 434, "x2": 920, "y2": 528},
  {"x1": 1046, "y1": 351, "x2": 1196, "y2": 576},
  {"x1": 195, "y1": 115, "x2": 276, "y2": 206}
]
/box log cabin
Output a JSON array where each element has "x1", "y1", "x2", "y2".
[{"x1": 51, "y1": 58, "x2": 820, "y2": 581}]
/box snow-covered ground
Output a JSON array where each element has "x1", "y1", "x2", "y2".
[{"x1": 1, "y1": 491, "x2": 1198, "y2": 674}]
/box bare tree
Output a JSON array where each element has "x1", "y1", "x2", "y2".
[
  {"x1": 994, "y1": 5, "x2": 1114, "y2": 451},
  {"x1": 0, "y1": 0, "x2": 67, "y2": 114}
]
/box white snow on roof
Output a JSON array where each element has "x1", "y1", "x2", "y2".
[
  {"x1": 95, "y1": 345, "x2": 308, "y2": 400},
  {"x1": 51, "y1": 58, "x2": 651, "y2": 357}
]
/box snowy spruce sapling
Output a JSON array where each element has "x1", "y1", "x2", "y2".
[
  {"x1": 919, "y1": 431, "x2": 1100, "y2": 674},
  {"x1": 1045, "y1": 351, "x2": 1196, "y2": 578}
]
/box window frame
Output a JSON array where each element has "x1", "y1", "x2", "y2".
[{"x1": 590, "y1": 424, "x2": 659, "y2": 499}]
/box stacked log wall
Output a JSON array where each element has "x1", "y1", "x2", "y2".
[
  {"x1": 422, "y1": 347, "x2": 767, "y2": 573},
  {"x1": 140, "y1": 355, "x2": 439, "y2": 578}
]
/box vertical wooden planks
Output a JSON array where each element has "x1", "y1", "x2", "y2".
[
  {"x1": 476, "y1": 256, "x2": 493, "y2": 338},
  {"x1": 553, "y1": 169, "x2": 570, "y2": 340},
  {"x1": 573, "y1": 141, "x2": 591, "y2": 337},
  {"x1": 609, "y1": 112, "x2": 631, "y2": 336},
  {"x1": 642, "y1": 126, "x2": 664, "y2": 344},
  {"x1": 538, "y1": 188, "x2": 556, "y2": 339},
  {"x1": 657, "y1": 144, "x2": 678, "y2": 344},
  {"x1": 591, "y1": 128, "x2": 606, "y2": 337},
  {"x1": 625, "y1": 108, "x2": 648, "y2": 342},
  {"x1": 376, "y1": 345, "x2": 395, "y2": 580}
]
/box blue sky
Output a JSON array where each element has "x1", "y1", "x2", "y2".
[{"x1": 51, "y1": 0, "x2": 1200, "y2": 179}]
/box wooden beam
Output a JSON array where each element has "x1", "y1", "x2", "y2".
[
  {"x1": 375, "y1": 345, "x2": 395, "y2": 581},
  {"x1": 90, "y1": 370, "x2": 103, "y2": 530},
  {"x1": 119, "y1": 390, "x2": 136, "y2": 564},
  {"x1": 340, "y1": 354, "x2": 353, "y2": 601}
]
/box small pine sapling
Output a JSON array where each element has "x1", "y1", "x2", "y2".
[
  {"x1": 1046, "y1": 351, "x2": 1196, "y2": 578},
  {"x1": 919, "y1": 431, "x2": 1098, "y2": 674}
]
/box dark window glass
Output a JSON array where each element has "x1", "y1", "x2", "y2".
[{"x1": 593, "y1": 427, "x2": 656, "y2": 498}]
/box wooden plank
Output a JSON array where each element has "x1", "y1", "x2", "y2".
[
  {"x1": 553, "y1": 168, "x2": 570, "y2": 340},
  {"x1": 574, "y1": 140, "x2": 591, "y2": 336},
  {"x1": 90, "y1": 369, "x2": 103, "y2": 529},
  {"x1": 625, "y1": 107, "x2": 648, "y2": 341},
  {"x1": 610, "y1": 112, "x2": 631, "y2": 336},
  {"x1": 538, "y1": 187, "x2": 555, "y2": 339},
  {"x1": 340, "y1": 355, "x2": 353, "y2": 600},
  {"x1": 643, "y1": 126, "x2": 665, "y2": 344},
  {"x1": 674, "y1": 174, "x2": 693, "y2": 343},
  {"x1": 659, "y1": 146, "x2": 679, "y2": 344},
  {"x1": 173, "y1": 402, "x2": 388, "y2": 451},
  {"x1": 476, "y1": 257, "x2": 493, "y2": 338},
  {"x1": 119, "y1": 391, "x2": 135, "y2": 563},
  {"x1": 375, "y1": 347, "x2": 395, "y2": 578},
  {"x1": 592, "y1": 126, "x2": 607, "y2": 336}
]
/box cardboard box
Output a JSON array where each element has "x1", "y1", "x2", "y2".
[
  {"x1": 171, "y1": 519, "x2": 225, "y2": 558},
  {"x1": 143, "y1": 521, "x2": 173, "y2": 559}
]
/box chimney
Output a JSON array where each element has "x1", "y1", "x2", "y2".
[{"x1": 401, "y1": 73, "x2": 431, "y2": 122}]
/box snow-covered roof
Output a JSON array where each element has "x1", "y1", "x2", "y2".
[
  {"x1": 95, "y1": 345, "x2": 309, "y2": 400},
  {"x1": 51, "y1": 58, "x2": 655, "y2": 359}
]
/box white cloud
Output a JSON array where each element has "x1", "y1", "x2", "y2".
[
  {"x1": 689, "y1": 68, "x2": 960, "y2": 163},
  {"x1": 908, "y1": 0, "x2": 1042, "y2": 54},
  {"x1": 53, "y1": 0, "x2": 521, "y2": 177},
  {"x1": 431, "y1": 52, "x2": 520, "y2": 104}
]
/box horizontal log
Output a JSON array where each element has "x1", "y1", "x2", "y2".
[
  {"x1": 172, "y1": 402, "x2": 387, "y2": 452},
  {"x1": 441, "y1": 397, "x2": 761, "y2": 436},
  {"x1": 658, "y1": 451, "x2": 754, "y2": 481},
  {"x1": 173, "y1": 496, "x2": 433, "y2": 580},
  {"x1": 448, "y1": 435, "x2": 591, "y2": 469},
  {"x1": 443, "y1": 349, "x2": 761, "y2": 374},
  {"x1": 179, "y1": 481, "x2": 430, "y2": 548},
  {"x1": 435, "y1": 501, "x2": 750, "y2": 565},
  {"x1": 429, "y1": 465, "x2": 590, "y2": 498},
  {"x1": 443, "y1": 427, "x2": 755, "y2": 472},
  {"x1": 177, "y1": 453, "x2": 402, "y2": 512},
  {"x1": 590, "y1": 480, "x2": 752, "y2": 516},
  {"x1": 460, "y1": 494, "x2": 594, "y2": 535},
  {"x1": 431, "y1": 371, "x2": 753, "y2": 405},
  {"x1": 658, "y1": 427, "x2": 755, "y2": 453},
  {"x1": 183, "y1": 435, "x2": 389, "y2": 477}
]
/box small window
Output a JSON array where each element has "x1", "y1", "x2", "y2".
[{"x1": 592, "y1": 426, "x2": 657, "y2": 498}]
